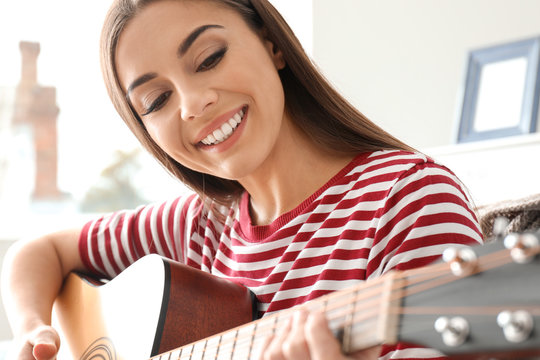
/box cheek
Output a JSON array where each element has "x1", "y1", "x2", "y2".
[
  {"x1": 145, "y1": 120, "x2": 179, "y2": 154},
  {"x1": 227, "y1": 47, "x2": 285, "y2": 104},
  {"x1": 232, "y1": 66, "x2": 285, "y2": 115}
]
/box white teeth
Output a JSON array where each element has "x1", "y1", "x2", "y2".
[
  {"x1": 213, "y1": 128, "x2": 225, "y2": 141},
  {"x1": 201, "y1": 108, "x2": 245, "y2": 146},
  {"x1": 222, "y1": 123, "x2": 233, "y2": 136}
]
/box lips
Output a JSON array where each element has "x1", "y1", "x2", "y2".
[{"x1": 198, "y1": 105, "x2": 247, "y2": 146}]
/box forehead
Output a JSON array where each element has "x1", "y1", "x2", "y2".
[
  {"x1": 133, "y1": 0, "x2": 234, "y2": 27},
  {"x1": 115, "y1": 1, "x2": 246, "y2": 86},
  {"x1": 120, "y1": 0, "x2": 239, "y2": 43}
]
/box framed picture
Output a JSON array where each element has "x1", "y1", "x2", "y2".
[{"x1": 457, "y1": 37, "x2": 540, "y2": 143}]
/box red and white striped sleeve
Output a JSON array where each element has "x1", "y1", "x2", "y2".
[
  {"x1": 366, "y1": 160, "x2": 483, "y2": 279},
  {"x1": 78, "y1": 193, "x2": 201, "y2": 278}
]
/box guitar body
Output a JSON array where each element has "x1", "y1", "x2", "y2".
[{"x1": 53, "y1": 255, "x2": 255, "y2": 360}]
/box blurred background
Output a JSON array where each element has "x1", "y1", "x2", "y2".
[{"x1": 1, "y1": 0, "x2": 540, "y2": 344}]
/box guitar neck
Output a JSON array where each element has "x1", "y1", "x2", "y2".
[{"x1": 152, "y1": 272, "x2": 399, "y2": 359}]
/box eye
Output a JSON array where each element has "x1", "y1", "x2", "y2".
[
  {"x1": 141, "y1": 91, "x2": 172, "y2": 116},
  {"x1": 196, "y1": 47, "x2": 227, "y2": 72}
]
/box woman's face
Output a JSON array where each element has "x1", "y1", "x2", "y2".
[{"x1": 116, "y1": 0, "x2": 287, "y2": 181}]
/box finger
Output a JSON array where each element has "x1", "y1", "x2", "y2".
[
  {"x1": 31, "y1": 326, "x2": 60, "y2": 360},
  {"x1": 305, "y1": 310, "x2": 345, "y2": 360},
  {"x1": 281, "y1": 309, "x2": 310, "y2": 360},
  {"x1": 263, "y1": 316, "x2": 292, "y2": 360},
  {"x1": 33, "y1": 342, "x2": 58, "y2": 360},
  {"x1": 256, "y1": 334, "x2": 274, "y2": 360}
]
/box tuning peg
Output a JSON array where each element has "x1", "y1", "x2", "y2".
[
  {"x1": 442, "y1": 247, "x2": 477, "y2": 276},
  {"x1": 503, "y1": 233, "x2": 539, "y2": 263},
  {"x1": 497, "y1": 310, "x2": 533, "y2": 343},
  {"x1": 434, "y1": 316, "x2": 469, "y2": 347}
]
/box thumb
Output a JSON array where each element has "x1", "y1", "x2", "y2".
[{"x1": 31, "y1": 326, "x2": 60, "y2": 360}]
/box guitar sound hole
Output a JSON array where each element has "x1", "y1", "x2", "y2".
[{"x1": 80, "y1": 337, "x2": 116, "y2": 360}]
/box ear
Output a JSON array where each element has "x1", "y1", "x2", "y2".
[{"x1": 264, "y1": 39, "x2": 286, "y2": 70}]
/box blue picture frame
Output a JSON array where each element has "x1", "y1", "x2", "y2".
[{"x1": 457, "y1": 37, "x2": 540, "y2": 143}]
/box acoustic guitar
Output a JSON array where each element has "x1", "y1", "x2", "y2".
[{"x1": 53, "y1": 231, "x2": 540, "y2": 359}]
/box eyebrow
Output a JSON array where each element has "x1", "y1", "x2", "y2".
[
  {"x1": 126, "y1": 72, "x2": 158, "y2": 97},
  {"x1": 177, "y1": 24, "x2": 224, "y2": 58},
  {"x1": 125, "y1": 24, "x2": 224, "y2": 97}
]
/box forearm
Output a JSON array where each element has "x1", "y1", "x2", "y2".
[{"x1": 1, "y1": 229, "x2": 82, "y2": 337}]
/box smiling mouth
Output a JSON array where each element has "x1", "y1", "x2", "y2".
[{"x1": 200, "y1": 106, "x2": 247, "y2": 146}]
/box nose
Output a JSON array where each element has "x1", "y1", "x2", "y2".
[{"x1": 179, "y1": 85, "x2": 218, "y2": 121}]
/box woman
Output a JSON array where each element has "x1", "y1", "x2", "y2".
[{"x1": 1, "y1": 0, "x2": 483, "y2": 359}]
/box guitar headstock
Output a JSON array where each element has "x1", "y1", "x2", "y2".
[{"x1": 398, "y1": 228, "x2": 540, "y2": 358}]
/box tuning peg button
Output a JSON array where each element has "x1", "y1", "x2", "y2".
[
  {"x1": 497, "y1": 310, "x2": 533, "y2": 343},
  {"x1": 434, "y1": 316, "x2": 469, "y2": 347},
  {"x1": 442, "y1": 247, "x2": 477, "y2": 276},
  {"x1": 503, "y1": 233, "x2": 539, "y2": 264}
]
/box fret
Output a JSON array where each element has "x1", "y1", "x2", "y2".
[
  {"x1": 230, "y1": 328, "x2": 239, "y2": 360},
  {"x1": 190, "y1": 339, "x2": 208, "y2": 360},
  {"x1": 341, "y1": 288, "x2": 358, "y2": 353},
  {"x1": 247, "y1": 322, "x2": 257, "y2": 359},
  {"x1": 212, "y1": 326, "x2": 236, "y2": 359},
  {"x1": 178, "y1": 344, "x2": 193, "y2": 360},
  {"x1": 376, "y1": 271, "x2": 400, "y2": 345},
  {"x1": 201, "y1": 334, "x2": 220, "y2": 359},
  {"x1": 212, "y1": 334, "x2": 222, "y2": 359},
  {"x1": 235, "y1": 321, "x2": 258, "y2": 359},
  {"x1": 201, "y1": 339, "x2": 209, "y2": 360},
  {"x1": 166, "y1": 347, "x2": 181, "y2": 360}
]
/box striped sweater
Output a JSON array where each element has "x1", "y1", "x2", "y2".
[{"x1": 79, "y1": 150, "x2": 483, "y2": 358}]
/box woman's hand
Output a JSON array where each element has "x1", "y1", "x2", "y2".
[
  {"x1": 257, "y1": 309, "x2": 381, "y2": 360},
  {"x1": 8, "y1": 325, "x2": 60, "y2": 360}
]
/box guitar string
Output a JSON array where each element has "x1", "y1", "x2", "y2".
[
  {"x1": 285, "y1": 246, "x2": 535, "y2": 355},
  {"x1": 152, "y1": 249, "x2": 509, "y2": 359},
  {"x1": 156, "y1": 257, "x2": 462, "y2": 359},
  {"x1": 392, "y1": 246, "x2": 540, "y2": 339},
  {"x1": 152, "y1": 246, "x2": 538, "y2": 359},
  {"x1": 154, "y1": 278, "x2": 399, "y2": 359},
  {"x1": 399, "y1": 305, "x2": 540, "y2": 316},
  {"x1": 400, "y1": 247, "x2": 519, "y2": 299},
  {"x1": 300, "y1": 247, "x2": 540, "y2": 349},
  {"x1": 152, "y1": 253, "x2": 501, "y2": 359}
]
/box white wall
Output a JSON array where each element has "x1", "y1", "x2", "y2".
[
  {"x1": 312, "y1": 0, "x2": 540, "y2": 149},
  {"x1": 270, "y1": 0, "x2": 313, "y2": 54}
]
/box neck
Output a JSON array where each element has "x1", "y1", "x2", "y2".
[
  {"x1": 153, "y1": 269, "x2": 401, "y2": 360},
  {"x1": 238, "y1": 119, "x2": 354, "y2": 226}
]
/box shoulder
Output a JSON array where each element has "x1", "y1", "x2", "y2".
[
  {"x1": 343, "y1": 150, "x2": 479, "y2": 224},
  {"x1": 356, "y1": 150, "x2": 437, "y2": 173},
  {"x1": 344, "y1": 150, "x2": 456, "y2": 187}
]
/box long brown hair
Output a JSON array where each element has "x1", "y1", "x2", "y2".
[{"x1": 100, "y1": 0, "x2": 414, "y2": 206}]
